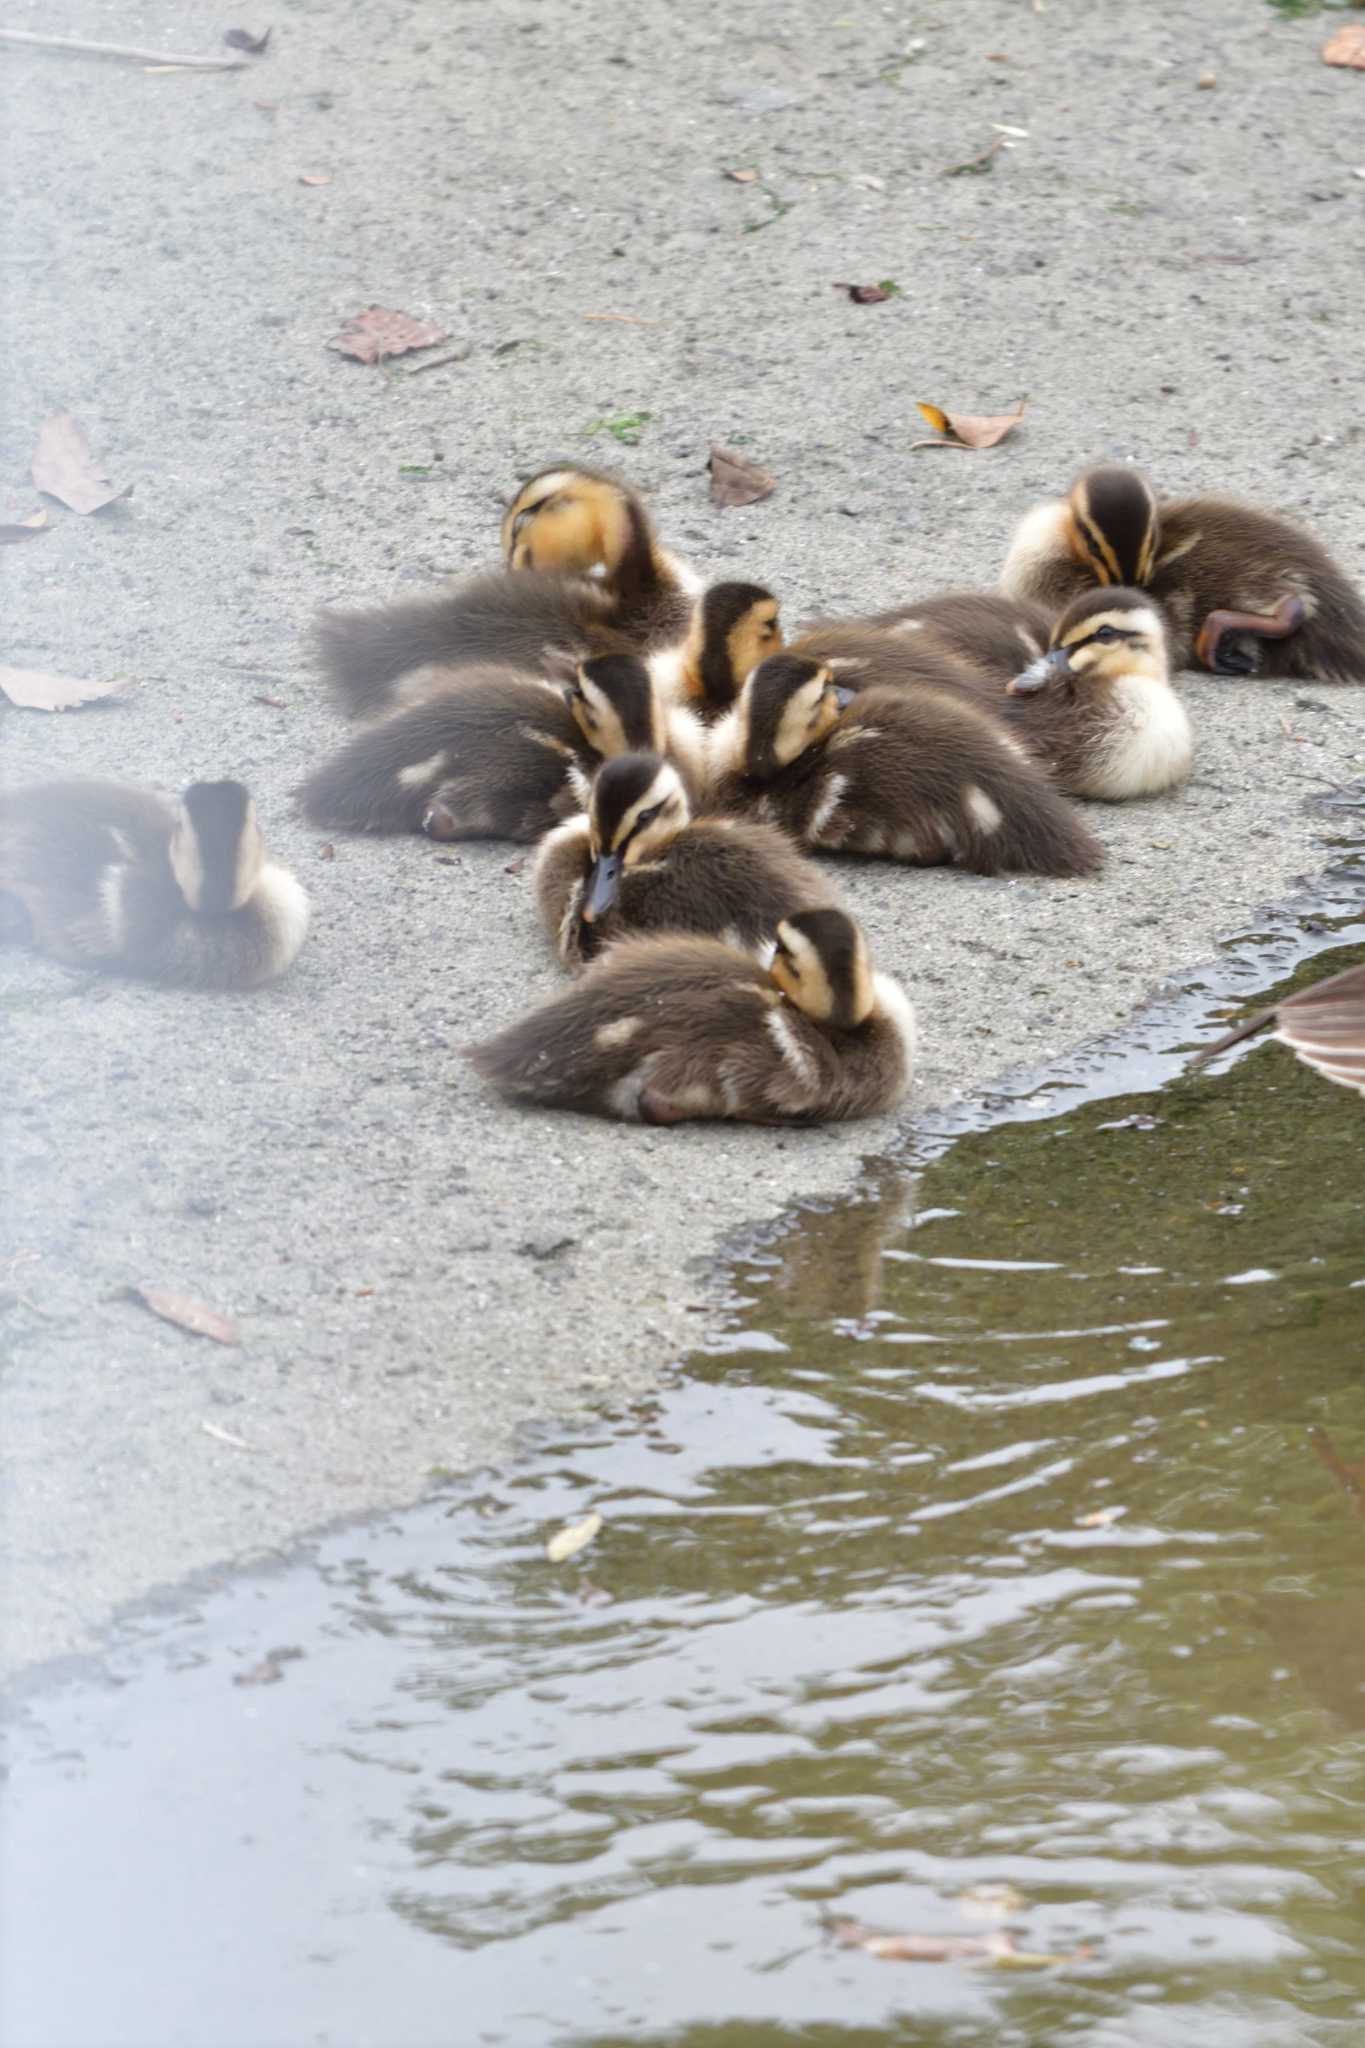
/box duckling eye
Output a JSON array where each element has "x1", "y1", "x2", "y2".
[
  {"x1": 1095, "y1": 625, "x2": 1119, "y2": 644},
  {"x1": 635, "y1": 803, "x2": 663, "y2": 830}
]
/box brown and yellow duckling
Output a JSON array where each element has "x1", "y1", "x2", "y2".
[
  {"x1": 501, "y1": 463, "x2": 702, "y2": 653},
  {"x1": 466, "y1": 908, "x2": 915, "y2": 1125},
  {"x1": 0, "y1": 779, "x2": 309, "y2": 989},
  {"x1": 655, "y1": 580, "x2": 784, "y2": 721},
  {"x1": 298, "y1": 652, "x2": 705, "y2": 840},
  {"x1": 1195, "y1": 957, "x2": 1365, "y2": 1098},
  {"x1": 534, "y1": 750, "x2": 840, "y2": 969},
  {"x1": 1001, "y1": 464, "x2": 1365, "y2": 682},
  {"x1": 706, "y1": 656, "x2": 1104, "y2": 878},
  {"x1": 1004, "y1": 589, "x2": 1193, "y2": 800}
]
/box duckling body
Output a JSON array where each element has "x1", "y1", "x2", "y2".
[
  {"x1": 1196, "y1": 958, "x2": 1365, "y2": 1098},
  {"x1": 1001, "y1": 466, "x2": 1365, "y2": 682},
  {"x1": 298, "y1": 655, "x2": 705, "y2": 840},
  {"x1": 1005, "y1": 589, "x2": 1193, "y2": 800},
  {"x1": 501, "y1": 464, "x2": 702, "y2": 653},
  {"x1": 707, "y1": 658, "x2": 1104, "y2": 878},
  {"x1": 803, "y1": 589, "x2": 1054, "y2": 689},
  {"x1": 0, "y1": 779, "x2": 308, "y2": 988},
  {"x1": 466, "y1": 910, "x2": 915, "y2": 1125},
  {"x1": 535, "y1": 752, "x2": 839, "y2": 969}
]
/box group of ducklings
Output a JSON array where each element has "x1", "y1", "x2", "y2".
[{"x1": 4, "y1": 460, "x2": 1364, "y2": 1122}]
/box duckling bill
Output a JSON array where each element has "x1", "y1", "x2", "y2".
[
  {"x1": 466, "y1": 910, "x2": 915, "y2": 1125},
  {"x1": 0, "y1": 779, "x2": 309, "y2": 988}
]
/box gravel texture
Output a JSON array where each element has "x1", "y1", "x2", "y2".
[{"x1": 2, "y1": 0, "x2": 1364, "y2": 1679}]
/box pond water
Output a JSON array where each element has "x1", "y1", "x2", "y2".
[{"x1": 2, "y1": 825, "x2": 1363, "y2": 2048}]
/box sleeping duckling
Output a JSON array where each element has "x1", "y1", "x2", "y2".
[
  {"x1": 0, "y1": 779, "x2": 309, "y2": 988},
  {"x1": 802, "y1": 588, "x2": 1054, "y2": 688},
  {"x1": 466, "y1": 909, "x2": 915, "y2": 1125},
  {"x1": 534, "y1": 751, "x2": 840, "y2": 968},
  {"x1": 1001, "y1": 464, "x2": 1365, "y2": 682},
  {"x1": 1194, "y1": 957, "x2": 1365, "y2": 1098},
  {"x1": 655, "y1": 580, "x2": 784, "y2": 721},
  {"x1": 1005, "y1": 589, "x2": 1193, "y2": 800},
  {"x1": 707, "y1": 656, "x2": 1104, "y2": 878},
  {"x1": 501, "y1": 463, "x2": 702, "y2": 652},
  {"x1": 298, "y1": 653, "x2": 705, "y2": 839}
]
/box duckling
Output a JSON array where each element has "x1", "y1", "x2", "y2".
[
  {"x1": 1194, "y1": 957, "x2": 1365, "y2": 1098},
  {"x1": 706, "y1": 656, "x2": 1104, "y2": 878},
  {"x1": 465, "y1": 909, "x2": 915, "y2": 1125},
  {"x1": 655, "y1": 580, "x2": 784, "y2": 721},
  {"x1": 0, "y1": 779, "x2": 308, "y2": 988},
  {"x1": 1004, "y1": 589, "x2": 1193, "y2": 800},
  {"x1": 1001, "y1": 464, "x2": 1365, "y2": 682},
  {"x1": 298, "y1": 653, "x2": 705, "y2": 840},
  {"x1": 534, "y1": 751, "x2": 840, "y2": 968},
  {"x1": 801, "y1": 589, "x2": 1054, "y2": 689},
  {"x1": 501, "y1": 463, "x2": 702, "y2": 651}
]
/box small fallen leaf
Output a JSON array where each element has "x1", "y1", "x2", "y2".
[
  {"x1": 503, "y1": 857, "x2": 526, "y2": 876},
  {"x1": 1323, "y1": 23, "x2": 1365, "y2": 70},
  {"x1": 327, "y1": 306, "x2": 449, "y2": 365},
  {"x1": 912, "y1": 398, "x2": 1026, "y2": 450},
  {"x1": 708, "y1": 444, "x2": 777, "y2": 508},
  {"x1": 202, "y1": 1420, "x2": 253, "y2": 1451},
  {"x1": 126, "y1": 1286, "x2": 240, "y2": 1345},
  {"x1": 32, "y1": 413, "x2": 133, "y2": 515},
  {"x1": 1077, "y1": 1506, "x2": 1124, "y2": 1527},
  {"x1": 991, "y1": 122, "x2": 1029, "y2": 137},
  {"x1": 0, "y1": 508, "x2": 49, "y2": 544},
  {"x1": 253, "y1": 692, "x2": 287, "y2": 709},
  {"x1": 1196, "y1": 71, "x2": 1217, "y2": 90},
  {"x1": 834, "y1": 279, "x2": 901, "y2": 304},
  {"x1": 298, "y1": 172, "x2": 330, "y2": 186},
  {"x1": 942, "y1": 135, "x2": 1006, "y2": 176},
  {"x1": 828, "y1": 1918, "x2": 1092, "y2": 1970},
  {"x1": 0, "y1": 666, "x2": 124, "y2": 711},
  {"x1": 223, "y1": 26, "x2": 272, "y2": 54},
  {"x1": 851, "y1": 173, "x2": 886, "y2": 191},
  {"x1": 545, "y1": 1510, "x2": 602, "y2": 1564},
  {"x1": 320, "y1": 842, "x2": 336, "y2": 861},
  {"x1": 958, "y1": 1884, "x2": 1026, "y2": 1920},
  {"x1": 725, "y1": 167, "x2": 759, "y2": 182}
]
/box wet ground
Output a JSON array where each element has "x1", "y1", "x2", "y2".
[{"x1": 3, "y1": 834, "x2": 1362, "y2": 2048}]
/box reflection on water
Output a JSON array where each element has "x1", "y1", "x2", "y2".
[{"x1": 2, "y1": 876, "x2": 1364, "y2": 2047}]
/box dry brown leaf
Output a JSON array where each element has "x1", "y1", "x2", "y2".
[
  {"x1": 912, "y1": 398, "x2": 1026, "y2": 450},
  {"x1": 726, "y1": 167, "x2": 759, "y2": 182},
  {"x1": 545, "y1": 1510, "x2": 602, "y2": 1564},
  {"x1": 942, "y1": 135, "x2": 1005, "y2": 176},
  {"x1": 327, "y1": 306, "x2": 448, "y2": 365},
  {"x1": 223, "y1": 26, "x2": 272, "y2": 54},
  {"x1": 32, "y1": 413, "x2": 133, "y2": 514},
  {"x1": 298, "y1": 173, "x2": 330, "y2": 186},
  {"x1": 708, "y1": 444, "x2": 777, "y2": 508},
  {"x1": 1323, "y1": 23, "x2": 1365, "y2": 69},
  {"x1": 127, "y1": 1286, "x2": 240, "y2": 1345},
  {"x1": 834, "y1": 281, "x2": 896, "y2": 304},
  {"x1": 0, "y1": 508, "x2": 48, "y2": 544},
  {"x1": 1077, "y1": 1506, "x2": 1123, "y2": 1528},
  {"x1": 0, "y1": 666, "x2": 124, "y2": 711}
]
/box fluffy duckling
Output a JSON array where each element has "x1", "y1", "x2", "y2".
[
  {"x1": 707, "y1": 657, "x2": 1104, "y2": 878},
  {"x1": 298, "y1": 653, "x2": 705, "y2": 840},
  {"x1": 0, "y1": 779, "x2": 308, "y2": 988},
  {"x1": 466, "y1": 909, "x2": 915, "y2": 1125},
  {"x1": 1005, "y1": 589, "x2": 1193, "y2": 800},
  {"x1": 1195, "y1": 958, "x2": 1365, "y2": 1098},
  {"x1": 534, "y1": 751, "x2": 840, "y2": 968},
  {"x1": 802, "y1": 589, "x2": 1054, "y2": 689},
  {"x1": 501, "y1": 463, "x2": 702, "y2": 651},
  {"x1": 655, "y1": 581, "x2": 784, "y2": 721},
  {"x1": 1001, "y1": 464, "x2": 1365, "y2": 682}
]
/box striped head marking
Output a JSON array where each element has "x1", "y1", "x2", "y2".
[
  {"x1": 739, "y1": 654, "x2": 852, "y2": 781},
  {"x1": 681, "y1": 581, "x2": 782, "y2": 712},
  {"x1": 770, "y1": 909, "x2": 874, "y2": 1031},
  {"x1": 566, "y1": 653, "x2": 659, "y2": 758},
  {"x1": 1012, "y1": 588, "x2": 1169, "y2": 695},
  {"x1": 581, "y1": 753, "x2": 688, "y2": 927},
  {"x1": 501, "y1": 466, "x2": 633, "y2": 575},
  {"x1": 172, "y1": 780, "x2": 261, "y2": 913},
  {"x1": 1066, "y1": 466, "x2": 1160, "y2": 587}
]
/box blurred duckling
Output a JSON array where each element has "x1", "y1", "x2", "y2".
[
  {"x1": 298, "y1": 654, "x2": 705, "y2": 840},
  {"x1": 0, "y1": 779, "x2": 308, "y2": 989},
  {"x1": 465, "y1": 909, "x2": 915, "y2": 1125},
  {"x1": 1001, "y1": 464, "x2": 1365, "y2": 682},
  {"x1": 501, "y1": 463, "x2": 702, "y2": 651},
  {"x1": 707, "y1": 656, "x2": 1104, "y2": 878},
  {"x1": 1004, "y1": 589, "x2": 1193, "y2": 800},
  {"x1": 535, "y1": 750, "x2": 840, "y2": 968},
  {"x1": 1194, "y1": 957, "x2": 1365, "y2": 1098}
]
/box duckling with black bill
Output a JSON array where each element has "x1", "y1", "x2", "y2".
[
  {"x1": 1005, "y1": 589, "x2": 1192, "y2": 800},
  {"x1": 465, "y1": 909, "x2": 915, "y2": 1125},
  {"x1": 1001, "y1": 464, "x2": 1365, "y2": 682},
  {"x1": 0, "y1": 779, "x2": 309, "y2": 988},
  {"x1": 707, "y1": 656, "x2": 1104, "y2": 877},
  {"x1": 534, "y1": 751, "x2": 841, "y2": 969},
  {"x1": 298, "y1": 653, "x2": 705, "y2": 839},
  {"x1": 501, "y1": 463, "x2": 702, "y2": 652}
]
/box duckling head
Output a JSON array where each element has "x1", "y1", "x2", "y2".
[
  {"x1": 770, "y1": 909, "x2": 876, "y2": 1032},
  {"x1": 678, "y1": 582, "x2": 782, "y2": 713},
  {"x1": 1064, "y1": 465, "x2": 1160, "y2": 587},
  {"x1": 581, "y1": 753, "x2": 689, "y2": 926},
  {"x1": 564, "y1": 653, "x2": 660, "y2": 757},
  {"x1": 501, "y1": 465, "x2": 639, "y2": 578},
  {"x1": 170, "y1": 780, "x2": 263, "y2": 914},
  {"x1": 738, "y1": 654, "x2": 854, "y2": 780},
  {"x1": 1009, "y1": 588, "x2": 1169, "y2": 697}
]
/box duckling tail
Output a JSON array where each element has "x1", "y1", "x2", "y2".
[
  {"x1": 313, "y1": 594, "x2": 471, "y2": 720},
  {"x1": 959, "y1": 766, "x2": 1105, "y2": 879}
]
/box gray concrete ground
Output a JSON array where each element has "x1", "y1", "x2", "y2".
[{"x1": 3, "y1": 0, "x2": 1364, "y2": 1680}]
